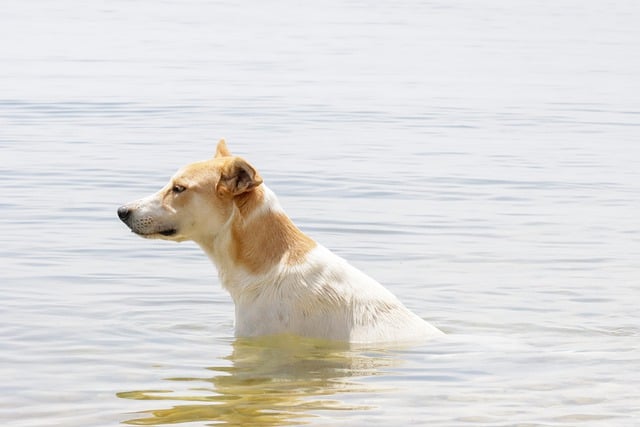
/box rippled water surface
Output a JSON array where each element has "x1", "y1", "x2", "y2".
[{"x1": 2, "y1": 1, "x2": 640, "y2": 426}]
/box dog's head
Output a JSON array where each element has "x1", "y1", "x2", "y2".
[{"x1": 117, "y1": 140, "x2": 263, "y2": 243}]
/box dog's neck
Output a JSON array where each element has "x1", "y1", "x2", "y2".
[{"x1": 197, "y1": 185, "x2": 316, "y2": 298}]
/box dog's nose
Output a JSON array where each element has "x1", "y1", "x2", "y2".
[{"x1": 117, "y1": 206, "x2": 131, "y2": 221}]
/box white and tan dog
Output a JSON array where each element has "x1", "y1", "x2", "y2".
[{"x1": 118, "y1": 140, "x2": 443, "y2": 343}]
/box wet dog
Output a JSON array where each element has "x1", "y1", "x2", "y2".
[{"x1": 118, "y1": 140, "x2": 443, "y2": 343}]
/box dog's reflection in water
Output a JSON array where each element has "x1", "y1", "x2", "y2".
[{"x1": 118, "y1": 335, "x2": 399, "y2": 426}]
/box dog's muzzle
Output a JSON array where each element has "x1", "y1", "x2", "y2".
[{"x1": 117, "y1": 203, "x2": 178, "y2": 238}]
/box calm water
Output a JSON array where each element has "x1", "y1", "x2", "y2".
[{"x1": 2, "y1": 1, "x2": 640, "y2": 426}]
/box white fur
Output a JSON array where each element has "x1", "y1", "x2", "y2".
[{"x1": 200, "y1": 185, "x2": 443, "y2": 344}]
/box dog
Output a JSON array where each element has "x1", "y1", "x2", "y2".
[{"x1": 118, "y1": 140, "x2": 443, "y2": 343}]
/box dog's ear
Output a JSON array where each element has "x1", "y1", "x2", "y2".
[
  {"x1": 214, "y1": 138, "x2": 232, "y2": 158},
  {"x1": 217, "y1": 157, "x2": 263, "y2": 196}
]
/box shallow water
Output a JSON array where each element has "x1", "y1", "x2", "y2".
[{"x1": 1, "y1": 1, "x2": 640, "y2": 426}]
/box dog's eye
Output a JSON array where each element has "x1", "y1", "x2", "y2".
[{"x1": 172, "y1": 184, "x2": 186, "y2": 194}]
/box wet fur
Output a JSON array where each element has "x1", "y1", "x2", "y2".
[{"x1": 119, "y1": 140, "x2": 443, "y2": 343}]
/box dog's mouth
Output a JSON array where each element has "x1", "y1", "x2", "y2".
[
  {"x1": 132, "y1": 228, "x2": 178, "y2": 238},
  {"x1": 158, "y1": 228, "x2": 177, "y2": 237}
]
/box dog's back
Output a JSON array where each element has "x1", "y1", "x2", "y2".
[{"x1": 208, "y1": 183, "x2": 443, "y2": 343}]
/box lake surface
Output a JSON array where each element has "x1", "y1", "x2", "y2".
[{"x1": 1, "y1": 1, "x2": 639, "y2": 425}]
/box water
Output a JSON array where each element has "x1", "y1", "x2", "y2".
[{"x1": 1, "y1": 0, "x2": 639, "y2": 425}]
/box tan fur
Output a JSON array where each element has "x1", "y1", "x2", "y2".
[
  {"x1": 215, "y1": 139, "x2": 232, "y2": 158},
  {"x1": 231, "y1": 188, "x2": 317, "y2": 273},
  {"x1": 147, "y1": 144, "x2": 315, "y2": 273}
]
